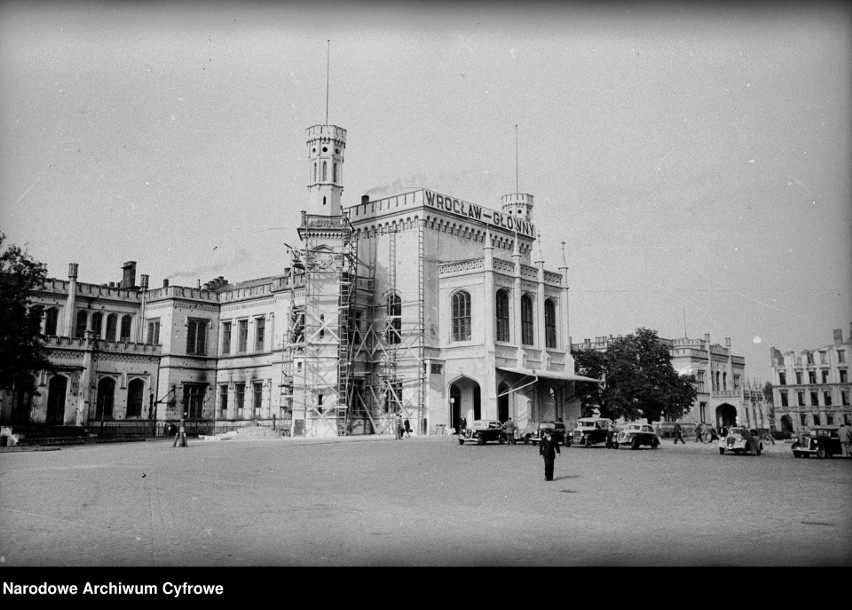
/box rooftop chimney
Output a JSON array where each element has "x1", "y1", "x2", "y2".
[
  {"x1": 140, "y1": 274, "x2": 149, "y2": 290},
  {"x1": 68, "y1": 263, "x2": 79, "y2": 280},
  {"x1": 121, "y1": 261, "x2": 137, "y2": 289},
  {"x1": 361, "y1": 194, "x2": 369, "y2": 205},
  {"x1": 834, "y1": 328, "x2": 843, "y2": 346},
  {"x1": 163, "y1": 279, "x2": 169, "y2": 288}
]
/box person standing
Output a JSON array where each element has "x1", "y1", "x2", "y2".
[
  {"x1": 539, "y1": 429, "x2": 560, "y2": 481},
  {"x1": 694, "y1": 423, "x2": 704, "y2": 443},
  {"x1": 672, "y1": 422, "x2": 685, "y2": 444},
  {"x1": 395, "y1": 413, "x2": 404, "y2": 440},
  {"x1": 403, "y1": 418, "x2": 411, "y2": 438},
  {"x1": 504, "y1": 418, "x2": 516, "y2": 445},
  {"x1": 606, "y1": 420, "x2": 616, "y2": 449},
  {"x1": 840, "y1": 421, "x2": 852, "y2": 458}
]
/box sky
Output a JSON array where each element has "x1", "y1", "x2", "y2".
[{"x1": 1, "y1": 0, "x2": 849, "y2": 383}]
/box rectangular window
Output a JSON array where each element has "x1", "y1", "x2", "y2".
[
  {"x1": 840, "y1": 370, "x2": 848, "y2": 384},
  {"x1": 808, "y1": 371, "x2": 816, "y2": 384},
  {"x1": 75, "y1": 310, "x2": 88, "y2": 338},
  {"x1": 253, "y1": 382, "x2": 263, "y2": 415},
  {"x1": 147, "y1": 320, "x2": 160, "y2": 345},
  {"x1": 183, "y1": 384, "x2": 205, "y2": 419},
  {"x1": 797, "y1": 392, "x2": 805, "y2": 406},
  {"x1": 843, "y1": 391, "x2": 849, "y2": 406},
  {"x1": 120, "y1": 315, "x2": 132, "y2": 341},
  {"x1": 780, "y1": 391, "x2": 788, "y2": 407},
  {"x1": 778, "y1": 372, "x2": 786, "y2": 385},
  {"x1": 812, "y1": 413, "x2": 821, "y2": 426},
  {"x1": 699, "y1": 402, "x2": 706, "y2": 423},
  {"x1": 810, "y1": 391, "x2": 819, "y2": 406},
  {"x1": 221, "y1": 322, "x2": 232, "y2": 355},
  {"x1": 821, "y1": 370, "x2": 829, "y2": 384},
  {"x1": 819, "y1": 351, "x2": 827, "y2": 364},
  {"x1": 697, "y1": 371, "x2": 705, "y2": 393},
  {"x1": 219, "y1": 385, "x2": 228, "y2": 415},
  {"x1": 186, "y1": 319, "x2": 206, "y2": 355},
  {"x1": 255, "y1": 317, "x2": 265, "y2": 352},
  {"x1": 495, "y1": 290, "x2": 510, "y2": 342},
  {"x1": 800, "y1": 413, "x2": 807, "y2": 426},
  {"x1": 238, "y1": 319, "x2": 248, "y2": 353},
  {"x1": 235, "y1": 383, "x2": 245, "y2": 416},
  {"x1": 733, "y1": 375, "x2": 741, "y2": 392},
  {"x1": 521, "y1": 295, "x2": 534, "y2": 346},
  {"x1": 544, "y1": 299, "x2": 557, "y2": 349},
  {"x1": 838, "y1": 350, "x2": 846, "y2": 363},
  {"x1": 806, "y1": 352, "x2": 814, "y2": 364},
  {"x1": 824, "y1": 392, "x2": 832, "y2": 406},
  {"x1": 826, "y1": 414, "x2": 834, "y2": 426},
  {"x1": 795, "y1": 372, "x2": 802, "y2": 384},
  {"x1": 430, "y1": 363, "x2": 443, "y2": 375}
]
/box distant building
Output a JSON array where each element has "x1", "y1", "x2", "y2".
[
  {"x1": 1, "y1": 118, "x2": 599, "y2": 437},
  {"x1": 770, "y1": 326, "x2": 852, "y2": 436},
  {"x1": 571, "y1": 333, "x2": 770, "y2": 431}
]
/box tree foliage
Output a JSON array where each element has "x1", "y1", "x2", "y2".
[
  {"x1": 0, "y1": 232, "x2": 52, "y2": 389},
  {"x1": 572, "y1": 327, "x2": 698, "y2": 423}
]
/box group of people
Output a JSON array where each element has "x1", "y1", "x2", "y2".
[
  {"x1": 839, "y1": 422, "x2": 852, "y2": 458},
  {"x1": 394, "y1": 414, "x2": 412, "y2": 439}
]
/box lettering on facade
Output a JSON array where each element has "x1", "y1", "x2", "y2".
[{"x1": 424, "y1": 190, "x2": 535, "y2": 238}]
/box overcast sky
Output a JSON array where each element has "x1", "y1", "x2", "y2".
[{"x1": 1, "y1": 0, "x2": 849, "y2": 382}]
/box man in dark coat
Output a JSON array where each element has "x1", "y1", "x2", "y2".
[{"x1": 539, "y1": 429, "x2": 560, "y2": 481}]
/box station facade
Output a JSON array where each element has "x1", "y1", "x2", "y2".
[{"x1": 2, "y1": 119, "x2": 597, "y2": 437}]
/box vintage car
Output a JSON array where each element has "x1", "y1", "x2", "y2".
[
  {"x1": 458, "y1": 419, "x2": 505, "y2": 445},
  {"x1": 523, "y1": 421, "x2": 570, "y2": 446},
  {"x1": 718, "y1": 426, "x2": 763, "y2": 456},
  {"x1": 791, "y1": 427, "x2": 843, "y2": 459},
  {"x1": 613, "y1": 423, "x2": 660, "y2": 450},
  {"x1": 572, "y1": 417, "x2": 613, "y2": 448}
]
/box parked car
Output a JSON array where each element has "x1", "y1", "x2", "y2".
[
  {"x1": 791, "y1": 427, "x2": 842, "y2": 459},
  {"x1": 718, "y1": 427, "x2": 763, "y2": 456},
  {"x1": 523, "y1": 421, "x2": 570, "y2": 446},
  {"x1": 613, "y1": 423, "x2": 660, "y2": 450},
  {"x1": 458, "y1": 420, "x2": 505, "y2": 445},
  {"x1": 572, "y1": 417, "x2": 612, "y2": 448}
]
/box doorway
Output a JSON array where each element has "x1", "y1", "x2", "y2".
[{"x1": 46, "y1": 375, "x2": 67, "y2": 425}]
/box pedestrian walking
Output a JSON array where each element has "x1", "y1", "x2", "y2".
[
  {"x1": 606, "y1": 420, "x2": 616, "y2": 449},
  {"x1": 672, "y1": 422, "x2": 685, "y2": 445},
  {"x1": 840, "y1": 422, "x2": 852, "y2": 458},
  {"x1": 395, "y1": 414, "x2": 404, "y2": 440},
  {"x1": 539, "y1": 429, "x2": 560, "y2": 481},
  {"x1": 403, "y1": 418, "x2": 411, "y2": 438},
  {"x1": 694, "y1": 423, "x2": 704, "y2": 443},
  {"x1": 503, "y1": 418, "x2": 516, "y2": 445}
]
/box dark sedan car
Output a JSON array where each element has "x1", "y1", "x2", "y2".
[
  {"x1": 458, "y1": 420, "x2": 505, "y2": 445},
  {"x1": 791, "y1": 427, "x2": 843, "y2": 459},
  {"x1": 523, "y1": 421, "x2": 570, "y2": 446}
]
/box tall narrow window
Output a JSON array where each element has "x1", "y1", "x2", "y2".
[
  {"x1": 451, "y1": 291, "x2": 471, "y2": 342},
  {"x1": 544, "y1": 298, "x2": 557, "y2": 349},
  {"x1": 322, "y1": 161, "x2": 327, "y2": 181},
  {"x1": 235, "y1": 383, "x2": 245, "y2": 417},
  {"x1": 495, "y1": 289, "x2": 510, "y2": 342},
  {"x1": 824, "y1": 391, "x2": 832, "y2": 406},
  {"x1": 221, "y1": 322, "x2": 232, "y2": 355},
  {"x1": 333, "y1": 162, "x2": 338, "y2": 183},
  {"x1": 120, "y1": 315, "x2": 132, "y2": 341},
  {"x1": 697, "y1": 371, "x2": 705, "y2": 393},
  {"x1": 44, "y1": 307, "x2": 59, "y2": 336},
  {"x1": 147, "y1": 320, "x2": 160, "y2": 345},
  {"x1": 838, "y1": 350, "x2": 846, "y2": 363},
  {"x1": 521, "y1": 294, "x2": 534, "y2": 345},
  {"x1": 253, "y1": 382, "x2": 263, "y2": 416},
  {"x1": 183, "y1": 384, "x2": 205, "y2": 419},
  {"x1": 126, "y1": 378, "x2": 144, "y2": 418},
  {"x1": 255, "y1": 317, "x2": 265, "y2": 351},
  {"x1": 75, "y1": 310, "x2": 88, "y2": 338},
  {"x1": 386, "y1": 294, "x2": 401, "y2": 344},
  {"x1": 238, "y1": 319, "x2": 248, "y2": 353},
  {"x1": 219, "y1": 384, "x2": 228, "y2": 415},
  {"x1": 186, "y1": 319, "x2": 206, "y2": 355},
  {"x1": 91, "y1": 312, "x2": 103, "y2": 338},
  {"x1": 105, "y1": 314, "x2": 117, "y2": 341},
  {"x1": 779, "y1": 372, "x2": 786, "y2": 385}
]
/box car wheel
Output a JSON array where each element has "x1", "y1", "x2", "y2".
[
  {"x1": 524, "y1": 435, "x2": 530, "y2": 445},
  {"x1": 477, "y1": 436, "x2": 485, "y2": 445},
  {"x1": 651, "y1": 437, "x2": 659, "y2": 449},
  {"x1": 613, "y1": 441, "x2": 619, "y2": 449},
  {"x1": 458, "y1": 438, "x2": 465, "y2": 445},
  {"x1": 719, "y1": 448, "x2": 725, "y2": 455},
  {"x1": 793, "y1": 451, "x2": 802, "y2": 458},
  {"x1": 631, "y1": 437, "x2": 640, "y2": 450},
  {"x1": 816, "y1": 446, "x2": 827, "y2": 459},
  {"x1": 584, "y1": 436, "x2": 591, "y2": 448}
]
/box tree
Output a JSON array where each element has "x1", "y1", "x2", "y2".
[
  {"x1": 0, "y1": 232, "x2": 52, "y2": 391},
  {"x1": 571, "y1": 346, "x2": 607, "y2": 418},
  {"x1": 572, "y1": 328, "x2": 697, "y2": 423}
]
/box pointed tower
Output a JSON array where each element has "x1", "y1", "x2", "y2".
[
  {"x1": 502, "y1": 125, "x2": 534, "y2": 221},
  {"x1": 306, "y1": 124, "x2": 346, "y2": 215}
]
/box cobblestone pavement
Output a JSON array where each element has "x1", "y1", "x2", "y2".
[{"x1": 1, "y1": 434, "x2": 849, "y2": 567}]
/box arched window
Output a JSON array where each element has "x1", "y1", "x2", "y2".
[
  {"x1": 91, "y1": 312, "x2": 103, "y2": 338},
  {"x1": 386, "y1": 293, "x2": 401, "y2": 344},
  {"x1": 495, "y1": 289, "x2": 510, "y2": 342},
  {"x1": 322, "y1": 161, "x2": 327, "y2": 181},
  {"x1": 126, "y1": 378, "x2": 145, "y2": 418},
  {"x1": 96, "y1": 377, "x2": 115, "y2": 419},
  {"x1": 521, "y1": 294, "x2": 534, "y2": 345},
  {"x1": 313, "y1": 162, "x2": 317, "y2": 182},
  {"x1": 452, "y1": 291, "x2": 471, "y2": 342},
  {"x1": 44, "y1": 307, "x2": 58, "y2": 336},
  {"x1": 544, "y1": 299, "x2": 557, "y2": 349},
  {"x1": 105, "y1": 314, "x2": 117, "y2": 341},
  {"x1": 75, "y1": 310, "x2": 88, "y2": 338},
  {"x1": 120, "y1": 315, "x2": 132, "y2": 341}
]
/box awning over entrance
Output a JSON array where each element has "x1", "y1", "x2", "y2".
[{"x1": 497, "y1": 366, "x2": 601, "y2": 384}]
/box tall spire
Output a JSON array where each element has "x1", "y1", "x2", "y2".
[
  {"x1": 325, "y1": 40, "x2": 330, "y2": 125},
  {"x1": 502, "y1": 123, "x2": 534, "y2": 222},
  {"x1": 515, "y1": 124, "x2": 519, "y2": 194}
]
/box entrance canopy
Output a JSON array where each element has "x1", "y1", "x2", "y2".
[{"x1": 497, "y1": 366, "x2": 600, "y2": 384}]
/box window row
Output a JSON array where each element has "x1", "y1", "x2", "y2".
[
  {"x1": 778, "y1": 369, "x2": 848, "y2": 385},
  {"x1": 52, "y1": 309, "x2": 136, "y2": 341},
  {"x1": 779, "y1": 389, "x2": 850, "y2": 407},
  {"x1": 221, "y1": 316, "x2": 267, "y2": 355},
  {"x1": 451, "y1": 289, "x2": 559, "y2": 348},
  {"x1": 219, "y1": 381, "x2": 264, "y2": 417},
  {"x1": 799, "y1": 412, "x2": 851, "y2": 427},
  {"x1": 805, "y1": 350, "x2": 847, "y2": 365}
]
